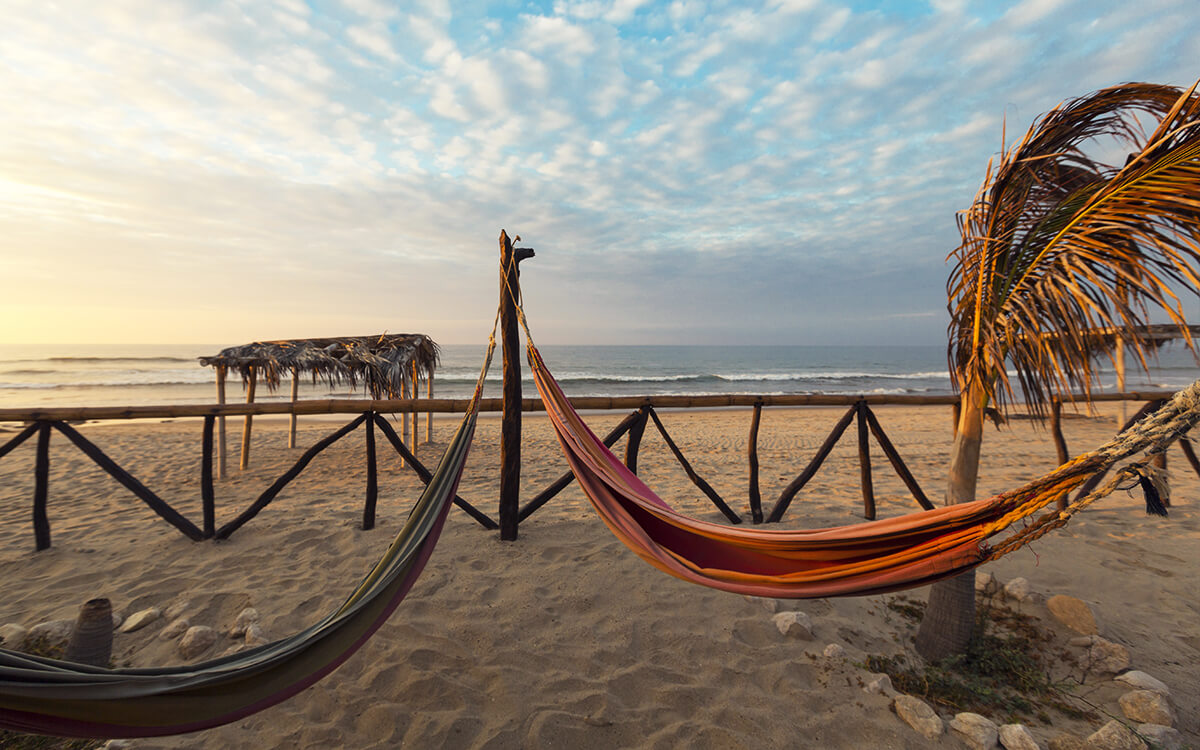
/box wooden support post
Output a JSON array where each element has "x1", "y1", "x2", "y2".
[
  {"x1": 499, "y1": 229, "x2": 534, "y2": 541},
  {"x1": 426, "y1": 371, "x2": 434, "y2": 443},
  {"x1": 748, "y1": 402, "x2": 763, "y2": 524},
  {"x1": 767, "y1": 404, "x2": 857, "y2": 523},
  {"x1": 216, "y1": 364, "x2": 227, "y2": 480},
  {"x1": 363, "y1": 412, "x2": 378, "y2": 529},
  {"x1": 1050, "y1": 398, "x2": 1070, "y2": 510},
  {"x1": 1116, "y1": 325, "x2": 1127, "y2": 427},
  {"x1": 289, "y1": 367, "x2": 299, "y2": 449},
  {"x1": 411, "y1": 359, "x2": 419, "y2": 462},
  {"x1": 239, "y1": 365, "x2": 256, "y2": 471},
  {"x1": 863, "y1": 406, "x2": 934, "y2": 511},
  {"x1": 33, "y1": 422, "x2": 51, "y2": 551},
  {"x1": 856, "y1": 400, "x2": 876, "y2": 520},
  {"x1": 624, "y1": 406, "x2": 649, "y2": 472},
  {"x1": 646, "y1": 408, "x2": 741, "y2": 523},
  {"x1": 1180, "y1": 437, "x2": 1200, "y2": 480},
  {"x1": 201, "y1": 415, "x2": 215, "y2": 538}
]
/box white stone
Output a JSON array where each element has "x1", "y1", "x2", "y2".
[
  {"x1": 822, "y1": 643, "x2": 846, "y2": 659},
  {"x1": 100, "y1": 741, "x2": 132, "y2": 749},
  {"x1": 892, "y1": 694, "x2": 943, "y2": 740},
  {"x1": 0, "y1": 623, "x2": 28, "y2": 650},
  {"x1": 230, "y1": 607, "x2": 260, "y2": 638},
  {"x1": 771, "y1": 611, "x2": 814, "y2": 640},
  {"x1": 975, "y1": 570, "x2": 1000, "y2": 595},
  {"x1": 1135, "y1": 724, "x2": 1182, "y2": 750},
  {"x1": 950, "y1": 712, "x2": 1000, "y2": 750},
  {"x1": 759, "y1": 598, "x2": 780, "y2": 613},
  {"x1": 999, "y1": 723, "x2": 1041, "y2": 750},
  {"x1": 1003, "y1": 577, "x2": 1037, "y2": 602},
  {"x1": 159, "y1": 617, "x2": 190, "y2": 641},
  {"x1": 220, "y1": 644, "x2": 245, "y2": 658},
  {"x1": 1115, "y1": 670, "x2": 1170, "y2": 696},
  {"x1": 110, "y1": 611, "x2": 123, "y2": 630},
  {"x1": 1087, "y1": 720, "x2": 1146, "y2": 750},
  {"x1": 1046, "y1": 595, "x2": 1098, "y2": 635},
  {"x1": 1070, "y1": 635, "x2": 1131, "y2": 675},
  {"x1": 120, "y1": 607, "x2": 161, "y2": 633},
  {"x1": 863, "y1": 672, "x2": 895, "y2": 696},
  {"x1": 244, "y1": 623, "x2": 269, "y2": 648},
  {"x1": 1119, "y1": 690, "x2": 1174, "y2": 727},
  {"x1": 178, "y1": 626, "x2": 217, "y2": 659}
]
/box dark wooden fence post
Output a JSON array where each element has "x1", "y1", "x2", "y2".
[
  {"x1": 201, "y1": 415, "x2": 216, "y2": 538},
  {"x1": 363, "y1": 411, "x2": 378, "y2": 530},
  {"x1": 624, "y1": 406, "x2": 649, "y2": 473},
  {"x1": 1050, "y1": 398, "x2": 1070, "y2": 510},
  {"x1": 499, "y1": 229, "x2": 534, "y2": 541},
  {"x1": 748, "y1": 402, "x2": 763, "y2": 523},
  {"x1": 33, "y1": 422, "x2": 51, "y2": 550},
  {"x1": 856, "y1": 399, "x2": 876, "y2": 520}
]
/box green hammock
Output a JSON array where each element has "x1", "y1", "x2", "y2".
[{"x1": 0, "y1": 341, "x2": 495, "y2": 739}]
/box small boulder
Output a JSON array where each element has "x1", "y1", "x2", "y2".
[
  {"x1": 892, "y1": 694, "x2": 943, "y2": 740},
  {"x1": 1046, "y1": 595, "x2": 1098, "y2": 635},
  {"x1": 230, "y1": 607, "x2": 260, "y2": 638},
  {"x1": 950, "y1": 712, "x2": 999, "y2": 750},
  {"x1": 1086, "y1": 720, "x2": 1146, "y2": 750},
  {"x1": 120, "y1": 607, "x2": 161, "y2": 633},
  {"x1": 772, "y1": 611, "x2": 814, "y2": 640},
  {"x1": 999, "y1": 723, "x2": 1040, "y2": 750},
  {"x1": 244, "y1": 623, "x2": 269, "y2": 648},
  {"x1": 1135, "y1": 724, "x2": 1182, "y2": 750},
  {"x1": 159, "y1": 617, "x2": 190, "y2": 641},
  {"x1": 27, "y1": 619, "x2": 74, "y2": 651},
  {"x1": 863, "y1": 672, "x2": 894, "y2": 696},
  {"x1": 1070, "y1": 635, "x2": 1131, "y2": 675},
  {"x1": 1115, "y1": 670, "x2": 1169, "y2": 696},
  {"x1": 111, "y1": 611, "x2": 123, "y2": 630},
  {"x1": 822, "y1": 643, "x2": 846, "y2": 659},
  {"x1": 975, "y1": 570, "x2": 1000, "y2": 595},
  {"x1": 1118, "y1": 690, "x2": 1173, "y2": 727},
  {"x1": 0, "y1": 623, "x2": 28, "y2": 650},
  {"x1": 1003, "y1": 577, "x2": 1034, "y2": 602},
  {"x1": 178, "y1": 626, "x2": 217, "y2": 660}
]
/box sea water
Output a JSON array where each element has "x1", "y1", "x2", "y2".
[{"x1": 0, "y1": 342, "x2": 1195, "y2": 410}]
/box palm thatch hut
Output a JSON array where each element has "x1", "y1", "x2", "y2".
[{"x1": 200, "y1": 334, "x2": 439, "y2": 474}]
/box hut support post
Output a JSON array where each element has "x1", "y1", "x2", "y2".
[
  {"x1": 748, "y1": 402, "x2": 763, "y2": 524},
  {"x1": 1116, "y1": 336, "x2": 1127, "y2": 426},
  {"x1": 216, "y1": 365, "x2": 227, "y2": 480},
  {"x1": 289, "y1": 367, "x2": 299, "y2": 449},
  {"x1": 239, "y1": 365, "x2": 256, "y2": 471},
  {"x1": 400, "y1": 376, "x2": 409, "y2": 468},
  {"x1": 499, "y1": 229, "x2": 534, "y2": 541},
  {"x1": 1050, "y1": 398, "x2": 1070, "y2": 510},
  {"x1": 33, "y1": 422, "x2": 51, "y2": 551}
]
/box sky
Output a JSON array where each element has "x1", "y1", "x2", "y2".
[{"x1": 1, "y1": 0, "x2": 1198, "y2": 347}]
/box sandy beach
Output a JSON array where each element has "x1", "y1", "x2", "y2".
[{"x1": 0, "y1": 403, "x2": 1196, "y2": 748}]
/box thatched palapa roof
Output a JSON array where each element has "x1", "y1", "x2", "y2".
[{"x1": 199, "y1": 334, "x2": 439, "y2": 399}]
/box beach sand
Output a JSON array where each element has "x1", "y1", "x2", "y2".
[{"x1": 0, "y1": 403, "x2": 1196, "y2": 748}]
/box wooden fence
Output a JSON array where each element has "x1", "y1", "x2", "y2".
[{"x1": 2, "y1": 389, "x2": 1193, "y2": 551}]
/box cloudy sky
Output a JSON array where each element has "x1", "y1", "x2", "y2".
[{"x1": 1, "y1": 0, "x2": 1197, "y2": 347}]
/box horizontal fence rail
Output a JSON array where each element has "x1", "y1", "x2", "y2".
[{"x1": 0, "y1": 389, "x2": 1180, "y2": 423}]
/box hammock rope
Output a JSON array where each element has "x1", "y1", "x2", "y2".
[
  {"x1": 505, "y1": 280, "x2": 1200, "y2": 598},
  {"x1": 0, "y1": 311, "x2": 503, "y2": 739}
]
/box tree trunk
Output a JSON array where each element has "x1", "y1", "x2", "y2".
[{"x1": 914, "y1": 381, "x2": 985, "y2": 661}]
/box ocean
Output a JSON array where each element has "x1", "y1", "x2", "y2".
[{"x1": 0, "y1": 342, "x2": 1195, "y2": 411}]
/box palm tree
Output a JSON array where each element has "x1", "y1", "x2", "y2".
[{"x1": 914, "y1": 82, "x2": 1200, "y2": 661}]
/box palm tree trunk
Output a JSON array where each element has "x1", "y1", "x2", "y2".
[{"x1": 914, "y1": 381, "x2": 985, "y2": 661}]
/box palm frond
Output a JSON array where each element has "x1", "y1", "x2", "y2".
[{"x1": 948, "y1": 81, "x2": 1200, "y2": 414}]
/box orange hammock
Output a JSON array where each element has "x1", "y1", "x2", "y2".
[{"x1": 526, "y1": 341, "x2": 1196, "y2": 599}]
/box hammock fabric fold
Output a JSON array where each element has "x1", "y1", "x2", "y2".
[
  {"x1": 0, "y1": 354, "x2": 492, "y2": 739},
  {"x1": 527, "y1": 342, "x2": 1188, "y2": 599}
]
